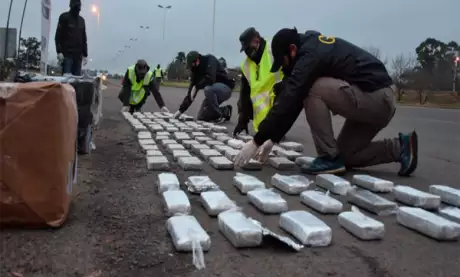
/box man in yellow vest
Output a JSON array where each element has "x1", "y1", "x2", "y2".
[
  {"x1": 119, "y1": 59, "x2": 169, "y2": 114},
  {"x1": 233, "y1": 27, "x2": 283, "y2": 137},
  {"x1": 153, "y1": 64, "x2": 164, "y2": 91}
]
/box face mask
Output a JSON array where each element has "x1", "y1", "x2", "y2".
[{"x1": 244, "y1": 47, "x2": 258, "y2": 59}]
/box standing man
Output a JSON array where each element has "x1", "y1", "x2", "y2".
[
  {"x1": 55, "y1": 0, "x2": 88, "y2": 75},
  {"x1": 154, "y1": 64, "x2": 164, "y2": 91},
  {"x1": 173, "y1": 51, "x2": 234, "y2": 123},
  {"x1": 234, "y1": 27, "x2": 284, "y2": 137},
  {"x1": 235, "y1": 28, "x2": 418, "y2": 177},
  {"x1": 119, "y1": 59, "x2": 169, "y2": 114}
]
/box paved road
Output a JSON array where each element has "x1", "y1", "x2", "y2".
[{"x1": 1, "y1": 82, "x2": 459, "y2": 277}]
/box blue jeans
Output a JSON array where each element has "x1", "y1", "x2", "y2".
[
  {"x1": 198, "y1": 83, "x2": 232, "y2": 120},
  {"x1": 62, "y1": 56, "x2": 82, "y2": 76}
]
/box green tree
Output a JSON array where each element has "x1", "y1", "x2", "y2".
[
  {"x1": 175, "y1": 51, "x2": 186, "y2": 64},
  {"x1": 219, "y1": 57, "x2": 227, "y2": 68},
  {"x1": 17, "y1": 37, "x2": 41, "y2": 70}
]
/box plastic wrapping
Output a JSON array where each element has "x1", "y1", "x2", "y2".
[
  {"x1": 295, "y1": 156, "x2": 315, "y2": 167},
  {"x1": 157, "y1": 173, "x2": 180, "y2": 193},
  {"x1": 138, "y1": 137, "x2": 156, "y2": 145},
  {"x1": 166, "y1": 144, "x2": 186, "y2": 153},
  {"x1": 166, "y1": 215, "x2": 211, "y2": 252},
  {"x1": 196, "y1": 136, "x2": 212, "y2": 143},
  {"x1": 209, "y1": 156, "x2": 234, "y2": 170},
  {"x1": 218, "y1": 210, "x2": 263, "y2": 247},
  {"x1": 315, "y1": 174, "x2": 351, "y2": 196},
  {"x1": 155, "y1": 135, "x2": 170, "y2": 141},
  {"x1": 429, "y1": 185, "x2": 460, "y2": 207},
  {"x1": 227, "y1": 139, "x2": 245, "y2": 149},
  {"x1": 279, "y1": 142, "x2": 304, "y2": 152},
  {"x1": 210, "y1": 132, "x2": 226, "y2": 139},
  {"x1": 148, "y1": 124, "x2": 164, "y2": 132},
  {"x1": 271, "y1": 174, "x2": 313, "y2": 195},
  {"x1": 338, "y1": 206, "x2": 385, "y2": 240},
  {"x1": 198, "y1": 149, "x2": 222, "y2": 160},
  {"x1": 213, "y1": 145, "x2": 234, "y2": 154},
  {"x1": 138, "y1": 131, "x2": 152, "y2": 139},
  {"x1": 348, "y1": 188, "x2": 398, "y2": 215},
  {"x1": 224, "y1": 148, "x2": 240, "y2": 162},
  {"x1": 300, "y1": 190, "x2": 343, "y2": 214},
  {"x1": 242, "y1": 159, "x2": 263, "y2": 171},
  {"x1": 146, "y1": 149, "x2": 163, "y2": 156},
  {"x1": 233, "y1": 173, "x2": 265, "y2": 194},
  {"x1": 397, "y1": 207, "x2": 460, "y2": 241},
  {"x1": 166, "y1": 127, "x2": 179, "y2": 132},
  {"x1": 146, "y1": 156, "x2": 169, "y2": 170},
  {"x1": 200, "y1": 191, "x2": 237, "y2": 216},
  {"x1": 173, "y1": 132, "x2": 191, "y2": 142},
  {"x1": 185, "y1": 176, "x2": 220, "y2": 194},
  {"x1": 140, "y1": 144, "x2": 159, "y2": 152},
  {"x1": 205, "y1": 140, "x2": 225, "y2": 147},
  {"x1": 133, "y1": 125, "x2": 147, "y2": 132},
  {"x1": 191, "y1": 144, "x2": 211, "y2": 154},
  {"x1": 182, "y1": 140, "x2": 200, "y2": 149},
  {"x1": 247, "y1": 189, "x2": 288, "y2": 214},
  {"x1": 352, "y1": 175, "x2": 394, "y2": 193},
  {"x1": 160, "y1": 139, "x2": 178, "y2": 147},
  {"x1": 191, "y1": 132, "x2": 206, "y2": 138},
  {"x1": 179, "y1": 126, "x2": 193, "y2": 132},
  {"x1": 267, "y1": 157, "x2": 296, "y2": 170},
  {"x1": 279, "y1": 211, "x2": 332, "y2": 247},
  {"x1": 162, "y1": 190, "x2": 191, "y2": 216},
  {"x1": 439, "y1": 207, "x2": 460, "y2": 224},
  {"x1": 275, "y1": 149, "x2": 303, "y2": 161},
  {"x1": 172, "y1": 150, "x2": 192, "y2": 161},
  {"x1": 216, "y1": 135, "x2": 232, "y2": 143},
  {"x1": 178, "y1": 156, "x2": 203, "y2": 171},
  {"x1": 236, "y1": 134, "x2": 253, "y2": 142},
  {"x1": 393, "y1": 185, "x2": 441, "y2": 210}
]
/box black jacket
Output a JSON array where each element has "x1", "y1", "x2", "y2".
[
  {"x1": 55, "y1": 11, "x2": 88, "y2": 57},
  {"x1": 254, "y1": 31, "x2": 393, "y2": 145},
  {"x1": 118, "y1": 69, "x2": 165, "y2": 108},
  {"x1": 180, "y1": 54, "x2": 234, "y2": 113}
]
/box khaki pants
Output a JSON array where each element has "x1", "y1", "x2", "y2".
[{"x1": 304, "y1": 77, "x2": 400, "y2": 168}]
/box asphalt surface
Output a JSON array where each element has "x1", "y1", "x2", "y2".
[{"x1": 1, "y1": 82, "x2": 459, "y2": 277}]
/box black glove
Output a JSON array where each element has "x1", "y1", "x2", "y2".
[{"x1": 233, "y1": 119, "x2": 249, "y2": 137}]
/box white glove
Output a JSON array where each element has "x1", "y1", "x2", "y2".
[
  {"x1": 234, "y1": 140, "x2": 259, "y2": 167},
  {"x1": 121, "y1": 106, "x2": 130, "y2": 112},
  {"x1": 173, "y1": 111, "x2": 182, "y2": 119},
  {"x1": 161, "y1": 106, "x2": 170, "y2": 113},
  {"x1": 57, "y1": 53, "x2": 64, "y2": 62},
  {"x1": 82, "y1": 57, "x2": 88, "y2": 66},
  {"x1": 255, "y1": 139, "x2": 274, "y2": 163}
]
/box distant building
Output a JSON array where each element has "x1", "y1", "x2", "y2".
[{"x1": 0, "y1": 27, "x2": 17, "y2": 60}]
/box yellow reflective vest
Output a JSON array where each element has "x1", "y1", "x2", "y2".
[
  {"x1": 154, "y1": 68, "x2": 162, "y2": 78},
  {"x1": 240, "y1": 41, "x2": 283, "y2": 132},
  {"x1": 127, "y1": 65, "x2": 153, "y2": 105}
]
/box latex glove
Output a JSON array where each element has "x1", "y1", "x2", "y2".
[
  {"x1": 173, "y1": 110, "x2": 182, "y2": 119},
  {"x1": 233, "y1": 120, "x2": 249, "y2": 137},
  {"x1": 57, "y1": 53, "x2": 64, "y2": 62},
  {"x1": 82, "y1": 57, "x2": 88, "y2": 66},
  {"x1": 234, "y1": 140, "x2": 259, "y2": 167},
  {"x1": 255, "y1": 139, "x2": 274, "y2": 163},
  {"x1": 161, "y1": 106, "x2": 170, "y2": 113},
  {"x1": 121, "y1": 106, "x2": 130, "y2": 113}
]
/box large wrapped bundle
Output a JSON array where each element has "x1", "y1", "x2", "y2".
[{"x1": 0, "y1": 82, "x2": 78, "y2": 227}]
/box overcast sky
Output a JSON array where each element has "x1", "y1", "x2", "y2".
[{"x1": 2, "y1": 0, "x2": 459, "y2": 73}]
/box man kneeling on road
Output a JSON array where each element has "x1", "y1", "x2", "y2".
[
  {"x1": 119, "y1": 59, "x2": 169, "y2": 114},
  {"x1": 235, "y1": 28, "x2": 418, "y2": 176},
  {"x1": 173, "y1": 51, "x2": 235, "y2": 123}
]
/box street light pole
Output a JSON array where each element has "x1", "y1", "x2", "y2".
[
  {"x1": 157, "y1": 5, "x2": 172, "y2": 40},
  {"x1": 212, "y1": 0, "x2": 216, "y2": 53},
  {"x1": 1, "y1": 0, "x2": 14, "y2": 80},
  {"x1": 454, "y1": 56, "x2": 459, "y2": 96},
  {"x1": 16, "y1": 0, "x2": 28, "y2": 71}
]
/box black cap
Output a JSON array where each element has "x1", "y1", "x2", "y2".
[
  {"x1": 239, "y1": 27, "x2": 259, "y2": 52},
  {"x1": 70, "y1": 0, "x2": 81, "y2": 7},
  {"x1": 186, "y1": 51, "x2": 200, "y2": 68},
  {"x1": 270, "y1": 28, "x2": 299, "y2": 72},
  {"x1": 135, "y1": 59, "x2": 149, "y2": 73}
]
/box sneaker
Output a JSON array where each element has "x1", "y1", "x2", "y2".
[
  {"x1": 213, "y1": 116, "x2": 226, "y2": 124},
  {"x1": 301, "y1": 156, "x2": 346, "y2": 175},
  {"x1": 224, "y1": 105, "x2": 233, "y2": 121},
  {"x1": 398, "y1": 131, "x2": 418, "y2": 176}
]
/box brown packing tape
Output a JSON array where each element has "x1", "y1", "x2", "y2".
[{"x1": 0, "y1": 82, "x2": 78, "y2": 228}]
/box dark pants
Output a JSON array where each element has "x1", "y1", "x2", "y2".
[
  {"x1": 62, "y1": 56, "x2": 83, "y2": 75},
  {"x1": 197, "y1": 82, "x2": 232, "y2": 121},
  {"x1": 155, "y1": 77, "x2": 162, "y2": 91},
  {"x1": 304, "y1": 77, "x2": 399, "y2": 168}
]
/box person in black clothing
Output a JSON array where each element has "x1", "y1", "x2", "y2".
[
  {"x1": 55, "y1": 0, "x2": 88, "y2": 75},
  {"x1": 173, "y1": 51, "x2": 235, "y2": 123},
  {"x1": 235, "y1": 28, "x2": 418, "y2": 177},
  {"x1": 118, "y1": 60, "x2": 169, "y2": 114}
]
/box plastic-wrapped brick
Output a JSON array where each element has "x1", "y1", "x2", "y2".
[
  {"x1": 162, "y1": 190, "x2": 191, "y2": 216},
  {"x1": 247, "y1": 189, "x2": 288, "y2": 214},
  {"x1": 267, "y1": 157, "x2": 296, "y2": 170},
  {"x1": 429, "y1": 185, "x2": 460, "y2": 207},
  {"x1": 233, "y1": 173, "x2": 265, "y2": 194},
  {"x1": 166, "y1": 215, "x2": 211, "y2": 252},
  {"x1": 200, "y1": 191, "x2": 236, "y2": 216},
  {"x1": 347, "y1": 188, "x2": 398, "y2": 215},
  {"x1": 172, "y1": 150, "x2": 192, "y2": 161},
  {"x1": 166, "y1": 144, "x2": 186, "y2": 153},
  {"x1": 351, "y1": 175, "x2": 394, "y2": 193},
  {"x1": 439, "y1": 207, "x2": 460, "y2": 224},
  {"x1": 279, "y1": 142, "x2": 304, "y2": 152},
  {"x1": 227, "y1": 139, "x2": 245, "y2": 149},
  {"x1": 300, "y1": 190, "x2": 343, "y2": 214},
  {"x1": 146, "y1": 156, "x2": 169, "y2": 170},
  {"x1": 185, "y1": 176, "x2": 220, "y2": 194},
  {"x1": 209, "y1": 156, "x2": 234, "y2": 170},
  {"x1": 315, "y1": 174, "x2": 351, "y2": 195},
  {"x1": 182, "y1": 140, "x2": 200, "y2": 149},
  {"x1": 198, "y1": 149, "x2": 222, "y2": 161},
  {"x1": 218, "y1": 210, "x2": 263, "y2": 248},
  {"x1": 338, "y1": 207, "x2": 385, "y2": 240},
  {"x1": 177, "y1": 156, "x2": 203, "y2": 171},
  {"x1": 271, "y1": 174, "x2": 312, "y2": 195},
  {"x1": 295, "y1": 156, "x2": 315, "y2": 167},
  {"x1": 191, "y1": 144, "x2": 210, "y2": 154},
  {"x1": 157, "y1": 172, "x2": 180, "y2": 193},
  {"x1": 393, "y1": 185, "x2": 441, "y2": 210},
  {"x1": 279, "y1": 211, "x2": 332, "y2": 247}
]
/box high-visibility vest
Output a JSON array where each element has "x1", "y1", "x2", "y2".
[
  {"x1": 127, "y1": 65, "x2": 153, "y2": 105},
  {"x1": 154, "y1": 68, "x2": 162, "y2": 78},
  {"x1": 240, "y1": 41, "x2": 283, "y2": 132}
]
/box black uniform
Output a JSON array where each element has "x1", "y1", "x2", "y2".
[
  {"x1": 119, "y1": 69, "x2": 165, "y2": 113},
  {"x1": 179, "y1": 54, "x2": 234, "y2": 113},
  {"x1": 254, "y1": 30, "x2": 393, "y2": 146},
  {"x1": 55, "y1": 11, "x2": 88, "y2": 59}
]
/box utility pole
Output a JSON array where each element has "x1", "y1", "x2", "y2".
[
  {"x1": 1, "y1": 0, "x2": 14, "y2": 80},
  {"x1": 157, "y1": 5, "x2": 172, "y2": 40},
  {"x1": 454, "y1": 56, "x2": 459, "y2": 96},
  {"x1": 17, "y1": 0, "x2": 28, "y2": 71},
  {"x1": 212, "y1": 0, "x2": 216, "y2": 53}
]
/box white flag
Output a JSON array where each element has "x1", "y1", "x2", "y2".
[{"x1": 40, "y1": 0, "x2": 52, "y2": 75}]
